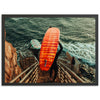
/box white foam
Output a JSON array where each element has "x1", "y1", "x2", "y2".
[{"x1": 62, "y1": 42, "x2": 95, "y2": 65}]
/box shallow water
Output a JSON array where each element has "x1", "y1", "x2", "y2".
[{"x1": 5, "y1": 17, "x2": 96, "y2": 66}]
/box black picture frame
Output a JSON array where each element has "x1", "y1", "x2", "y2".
[{"x1": 2, "y1": 14, "x2": 98, "y2": 86}]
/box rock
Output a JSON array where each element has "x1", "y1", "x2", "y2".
[
  {"x1": 66, "y1": 52, "x2": 81, "y2": 74},
  {"x1": 89, "y1": 67, "x2": 95, "y2": 75},
  {"x1": 29, "y1": 39, "x2": 41, "y2": 50},
  {"x1": 85, "y1": 64, "x2": 89, "y2": 70},
  {"x1": 73, "y1": 58, "x2": 81, "y2": 74},
  {"x1": 66, "y1": 52, "x2": 72, "y2": 62},
  {"x1": 5, "y1": 73, "x2": 10, "y2": 83},
  {"x1": 14, "y1": 65, "x2": 22, "y2": 82},
  {"x1": 5, "y1": 41, "x2": 13, "y2": 61},
  {"x1": 5, "y1": 36, "x2": 22, "y2": 83}
]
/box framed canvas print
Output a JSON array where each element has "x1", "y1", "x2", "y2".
[{"x1": 2, "y1": 15, "x2": 98, "y2": 85}]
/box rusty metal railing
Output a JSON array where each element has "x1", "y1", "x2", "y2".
[
  {"x1": 58, "y1": 61, "x2": 85, "y2": 83},
  {"x1": 10, "y1": 55, "x2": 39, "y2": 83}
]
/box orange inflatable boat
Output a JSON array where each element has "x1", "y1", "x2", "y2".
[{"x1": 39, "y1": 27, "x2": 60, "y2": 71}]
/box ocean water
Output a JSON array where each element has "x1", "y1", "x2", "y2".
[{"x1": 5, "y1": 17, "x2": 96, "y2": 66}]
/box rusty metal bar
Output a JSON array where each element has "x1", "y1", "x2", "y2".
[
  {"x1": 28, "y1": 67, "x2": 38, "y2": 83},
  {"x1": 19, "y1": 63, "x2": 38, "y2": 83},
  {"x1": 31, "y1": 74, "x2": 37, "y2": 83},
  {"x1": 58, "y1": 64, "x2": 77, "y2": 83},
  {"x1": 62, "y1": 66, "x2": 77, "y2": 83},
  {"x1": 81, "y1": 77, "x2": 91, "y2": 83},
  {"x1": 31, "y1": 67, "x2": 38, "y2": 83},
  {"x1": 58, "y1": 62, "x2": 85, "y2": 83},
  {"x1": 9, "y1": 62, "x2": 37, "y2": 83}
]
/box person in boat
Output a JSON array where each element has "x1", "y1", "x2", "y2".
[{"x1": 50, "y1": 41, "x2": 63, "y2": 82}]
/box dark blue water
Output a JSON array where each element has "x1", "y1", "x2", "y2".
[{"x1": 5, "y1": 17, "x2": 96, "y2": 66}]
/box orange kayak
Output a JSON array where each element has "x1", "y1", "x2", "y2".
[{"x1": 39, "y1": 27, "x2": 60, "y2": 71}]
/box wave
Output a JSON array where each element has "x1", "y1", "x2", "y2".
[{"x1": 62, "y1": 41, "x2": 95, "y2": 66}]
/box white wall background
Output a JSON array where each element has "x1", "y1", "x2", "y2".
[{"x1": 0, "y1": 0, "x2": 99, "y2": 100}]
